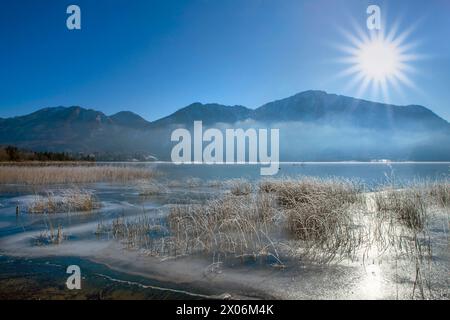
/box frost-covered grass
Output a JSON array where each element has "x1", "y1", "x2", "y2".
[
  {"x1": 28, "y1": 188, "x2": 99, "y2": 214},
  {"x1": 0, "y1": 165, "x2": 155, "y2": 185}
]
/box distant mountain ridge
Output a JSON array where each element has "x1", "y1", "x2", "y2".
[
  {"x1": 1, "y1": 90, "x2": 449, "y2": 161},
  {"x1": 109, "y1": 111, "x2": 151, "y2": 129},
  {"x1": 252, "y1": 91, "x2": 449, "y2": 131},
  {"x1": 151, "y1": 103, "x2": 252, "y2": 127}
]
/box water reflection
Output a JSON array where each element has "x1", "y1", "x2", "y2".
[{"x1": 360, "y1": 264, "x2": 383, "y2": 299}]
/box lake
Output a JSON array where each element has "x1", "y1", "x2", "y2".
[{"x1": 131, "y1": 162, "x2": 450, "y2": 186}]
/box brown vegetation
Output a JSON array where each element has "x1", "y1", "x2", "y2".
[
  {"x1": 0, "y1": 165, "x2": 155, "y2": 184},
  {"x1": 28, "y1": 188, "x2": 99, "y2": 214}
]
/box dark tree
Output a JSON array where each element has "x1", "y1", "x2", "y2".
[{"x1": 5, "y1": 146, "x2": 19, "y2": 161}]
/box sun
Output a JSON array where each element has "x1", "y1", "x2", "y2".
[
  {"x1": 357, "y1": 38, "x2": 399, "y2": 82},
  {"x1": 336, "y1": 21, "x2": 421, "y2": 102}
]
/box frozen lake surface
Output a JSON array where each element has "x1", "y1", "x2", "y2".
[{"x1": 0, "y1": 163, "x2": 448, "y2": 299}]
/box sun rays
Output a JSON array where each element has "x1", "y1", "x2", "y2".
[{"x1": 336, "y1": 19, "x2": 422, "y2": 103}]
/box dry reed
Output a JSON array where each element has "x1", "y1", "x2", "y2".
[
  {"x1": 0, "y1": 165, "x2": 155, "y2": 185},
  {"x1": 28, "y1": 188, "x2": 99, "y2": 214},
  {"x1": 34, "y1": 223, "x2": 65, "y2": 245},
  {"x1": 229, "y1": 179, "x2": 253, "y2": 196},
  {"x1": 137, "y1": 181, "x2": 169, "y2": 196},
  {"x1": 374, "y1": 188, "x2": 427, "y2": 230},
  {"x1": 259, "y1": 177, "x2": 364, "y2": 262}
]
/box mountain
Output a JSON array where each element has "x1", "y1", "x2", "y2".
[
  {"x1": 0, "y1": 106, "x2": 108, "y2": 150},
  {"x1": 0, "y1": 106, "x2": 152, "y2": 155},
  {"x1": 1, "y1": 91, "x2": 449, "y2": 161},
  {"x1": 109, "y1": 111, "x2": 151, "y2": 129},
  {"x1": 149, "y1": 91, "x2": 449, "y2": 132},
  {"x1": 151, "y1": 103, "x2": 252, "y2": 127},
  {"x1": 251, "y1": 90, "x2": 449, "y2": 131}
]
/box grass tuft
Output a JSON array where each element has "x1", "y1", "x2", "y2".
[
  {"x1": 229, "y1": 179, "x2": 253, "y2": 196},
  {"x1": 28, "y1": 188, "x2": 99, "y2": 214},
  {"x1": 374, "y1": 188, "x2": 427, "y2": 230},
  {"x1": 137, "y1": 181, "x2": 168, "y2": 196},
  {"x1": 259, "y1": 177, "x2": 363, "y2": 262}
]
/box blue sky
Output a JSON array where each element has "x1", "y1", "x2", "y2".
[{"x1": 1, "y1": 0, "x2": 450, "y2": 121}]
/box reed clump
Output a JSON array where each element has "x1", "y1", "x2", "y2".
[
  {"x1": 426, "y1": 181, "x2": 450, "y2": 207},
  {"x1": 0, "y1": 165, "x2": 155, "y2": 185},
  {"x1": 28, "y1": 188, "x2": 99, "y2": 214},
  {"x1": 167, "y1": 192, "x2": 281, "y2": 260},
  {"x1": 374, "y1": 188, "x2": 427, "y2": 230},
  {"x1": 259, "y1": 177, "x2": 364, "y2": 262},
  {"x1": 35, "y1": 224, "x2": 65, "y2": 245},
  {"x1": 229, "y1": 179, "x2": 253, "y2": 196},
  {"x1": 373, "y1": 187, "x2": 435, "y2": 299},
  {"x1": 371, "y1": 179, "x2": 450, "y2": 299},
  {"x1": 106, "y1": 216, "x2": 170, "y2": 252},
  {"x1": 137, "y1": 181, "x2": 168, "y2": 196},
  {"x1": 260, "y1": 177, "x2": 362, "y2": 208}
]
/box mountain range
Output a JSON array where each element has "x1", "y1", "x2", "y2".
[{"x1": 1, "y1": 90, "x2": 449, "y2": 161}]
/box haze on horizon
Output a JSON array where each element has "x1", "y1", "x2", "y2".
[{"x1": 1, "y1": 0, "x2": 450, "y2": 121}]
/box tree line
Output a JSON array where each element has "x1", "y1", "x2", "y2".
[{"x1": 0, "y1": 145, "x2": 95, "y2": 162}]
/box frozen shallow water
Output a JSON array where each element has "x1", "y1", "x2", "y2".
[{"x1": 0, "y1": 163, "x2": 448, "y2": 300}]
